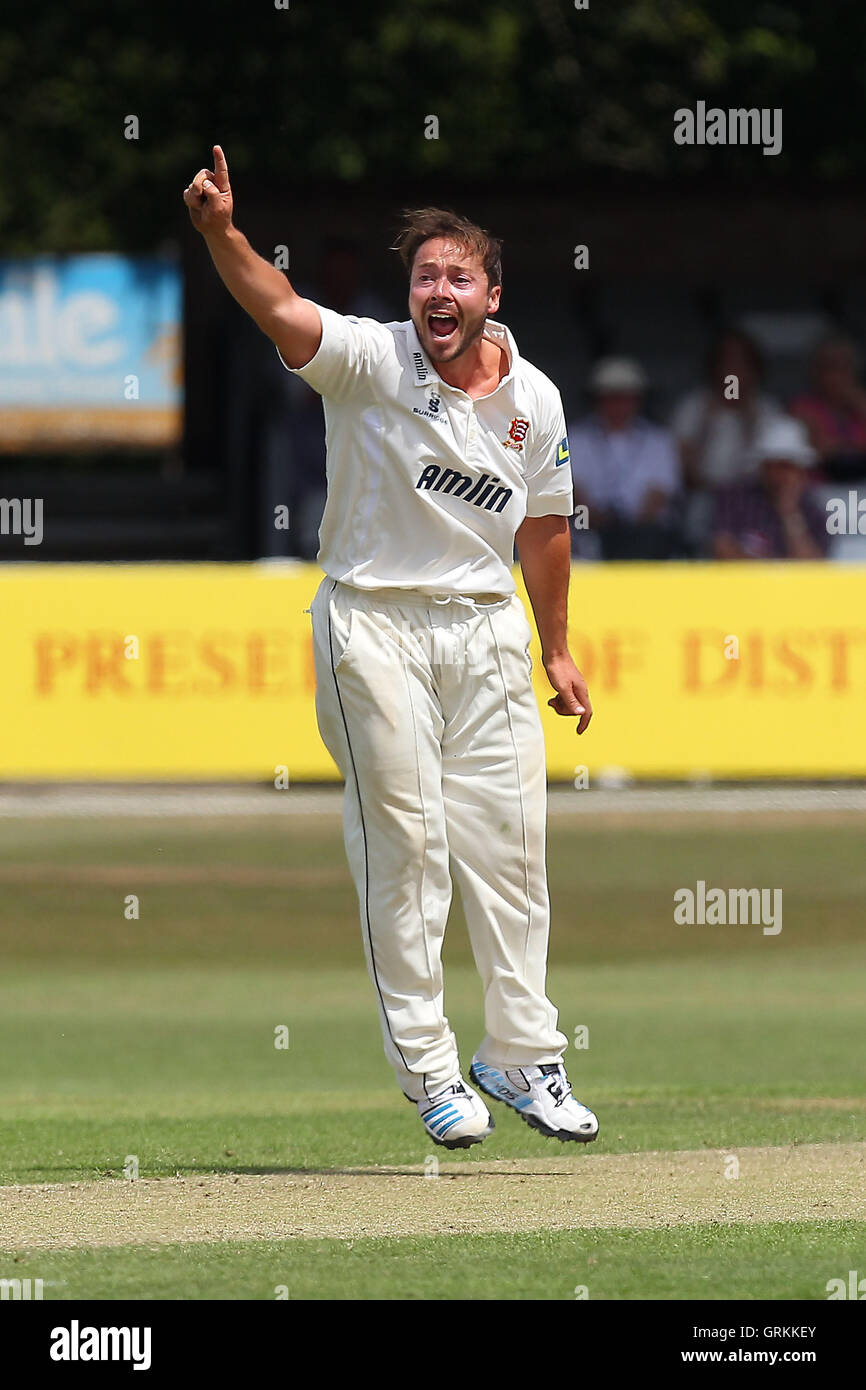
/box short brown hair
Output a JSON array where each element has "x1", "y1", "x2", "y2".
[{"x1": 393, "y1": 207, "x2": 503, "y2": 289}]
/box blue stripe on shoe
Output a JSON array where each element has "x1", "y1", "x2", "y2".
[
  {"x1": 425, "y1": 1102, "x2": 457, "y2": 1123},
  {"x1": 426, "y1": 1107, "x2": 460, "y2": 1134},
  {"x1": 435, "y1": 1114, "x2": 465, "y2": 1137},
  {"x1": 433, "y1": 1114, "x2": 461, "y2": 1134},
  {"x1": 426, "y1": 1111, "x2": 458, "y2": 1131}
]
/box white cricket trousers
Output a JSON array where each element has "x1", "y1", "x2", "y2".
[{"x1": 310, "y1": 576, "x2": 568, "y2": 1103}]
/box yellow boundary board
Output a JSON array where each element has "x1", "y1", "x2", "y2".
[{"x1": 2, "y1": 562, "x2": 865, "y2": 780}]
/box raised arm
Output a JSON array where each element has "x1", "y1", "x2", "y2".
[{"x1": 183, "y1": 145, "x2": 322, "y2": 368}]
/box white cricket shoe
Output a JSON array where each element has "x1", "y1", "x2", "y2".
[
  {"x1": 470, "y1": 1057, "x2": 598, "y2": 1143},
  {"x1": 418, "y1": 1077, "x2": 495, "y2": 1149}
]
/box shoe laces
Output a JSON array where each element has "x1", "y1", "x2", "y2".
[
  {"x1": 539, "y1": 1063, "x2": 572, "y2": 1107},
  {"x1": 427, "y1": 1080, "x2": 467, "y2": 1108}
]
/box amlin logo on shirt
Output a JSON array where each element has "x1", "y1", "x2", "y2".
[{"x1": 416, "y1": 464, "x2": 513, "y2": 513}]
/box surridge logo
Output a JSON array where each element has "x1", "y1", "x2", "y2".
[
  {"x1": 416, "y1": 464, "x2": 512, "y2": 513},
  {"x1": 413, "y1": 391, "x2": 445, "y2": 423}
]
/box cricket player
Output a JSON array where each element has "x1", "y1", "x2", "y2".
[{"x1": 185, "y1": 147, "x2": 599, "y2": 1149}]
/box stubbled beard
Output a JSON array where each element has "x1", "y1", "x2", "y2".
[{"x1": 422, "y1": 311, "x2": 486, "y2": 362}]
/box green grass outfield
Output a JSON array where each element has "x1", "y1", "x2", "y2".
[
  {"x1": 0, "y1": 808, "x2": 864, "y2": 1299},
  {"x1": 3, "y1": 1223, "x2": 863, "y2": 1301}
]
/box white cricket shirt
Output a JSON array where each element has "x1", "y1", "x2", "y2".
[{"x1": 278, "y1": 306, "x2": 573, "y2": 597}]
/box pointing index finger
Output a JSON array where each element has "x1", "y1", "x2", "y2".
[{"x1": 212, "y1": 144, "x2": 230, "y2": 192}]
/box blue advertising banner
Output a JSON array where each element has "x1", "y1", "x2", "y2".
[{"x1": 0, "y1": 255, "x2": 183, "y2": 450}]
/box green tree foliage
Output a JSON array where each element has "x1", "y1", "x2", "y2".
[{"x1": 0, "y1": 0, "x2": 862, "y2": 253}]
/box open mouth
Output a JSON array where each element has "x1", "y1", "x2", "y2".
[{"x1": 428, "y1": 311, "x2": 459, "y2": 343}]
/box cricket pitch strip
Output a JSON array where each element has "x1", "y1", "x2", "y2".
[{"x1": 2, "y1": 1142, "x2": 864, "y2": 1250}]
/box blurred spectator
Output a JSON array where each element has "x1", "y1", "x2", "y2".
[
  {"x1": 790, "y1": 335, "x2": 866, "y2": 482},
  {"x1": 711, "y1": 417, "x2": 829, "y2": 560},
  {"x1": 569, "y1": 357, "x2": 682, "y2": 559},
  {"x1": 307, "y1": 236, "x2": 391, "y2": 321},
  {"x1": 261, "y1": 238, "x2": 391, "y2": 557},
  {"x1": 670, "y1": 328, "x2": 786, "y2": 554},
  {"x1": 671, "y1": 329, "x2": 785, "y2": 489}
]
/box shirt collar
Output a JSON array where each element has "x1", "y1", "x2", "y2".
[
  {"x1": 482, "y1": 317, "x2": 518, "y2": 383},
  {"x1": 406, "y1": 317, "x2": 518, "y2": 388}
]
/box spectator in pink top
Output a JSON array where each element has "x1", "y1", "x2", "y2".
[{"x1": 790, "y1": 335, "x2": 866, "y2": 481}]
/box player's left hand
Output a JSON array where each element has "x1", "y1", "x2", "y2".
[{"x1": 544, "y1": 653, "x2": 593, "y2": 734}]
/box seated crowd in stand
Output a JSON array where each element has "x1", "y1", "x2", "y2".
[{"x1": 568, "y1": 329, "x2": 866, "y2": 561}]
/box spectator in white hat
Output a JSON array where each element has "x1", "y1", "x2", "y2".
[
  {"x1": 569, "y1": 356, "x2": 682, "y2": 559},
  {"x1": 711, "y1": 416, "x2": 829, "y2": 560}
]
